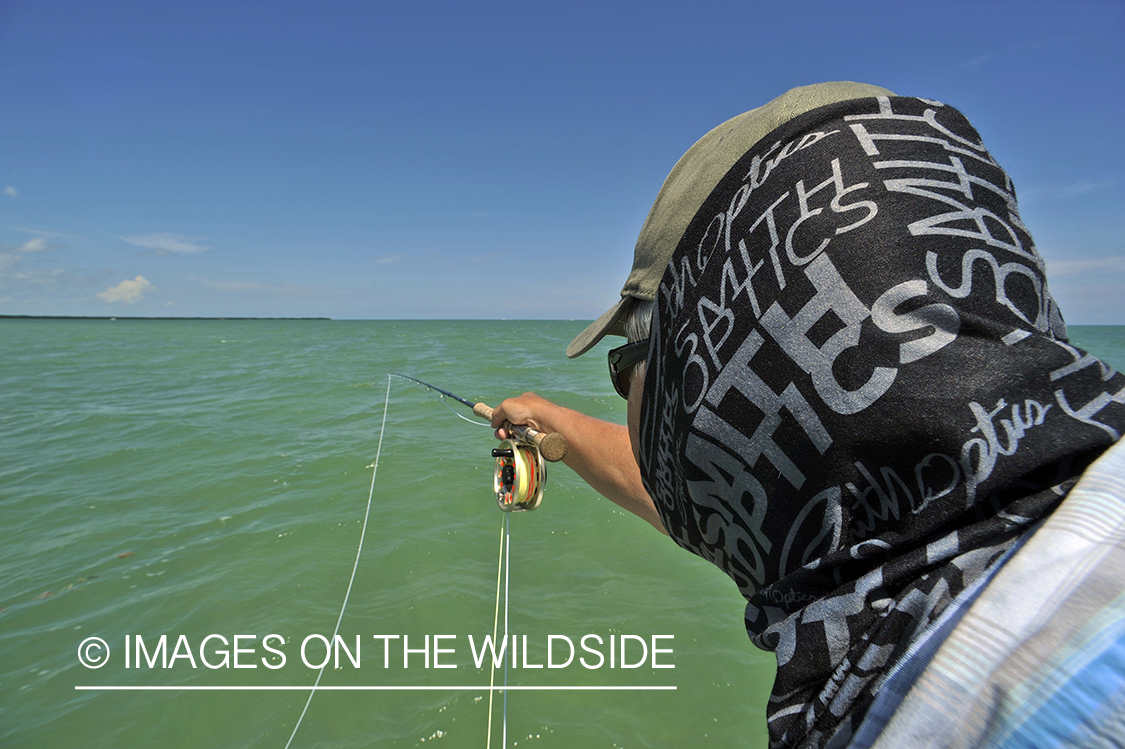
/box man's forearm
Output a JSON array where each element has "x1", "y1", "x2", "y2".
[{"x1": 491, "y1": 393, "x2": 667, "y2": 534}]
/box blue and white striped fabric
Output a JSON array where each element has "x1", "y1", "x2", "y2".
[{"x1": 862, "y1": 438, "x2": 1125, "y2": 748}]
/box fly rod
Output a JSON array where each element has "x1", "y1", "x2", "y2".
[
  {"x1": 391, "y1": 373, "x2": 568, "y2": 462},
  {"x1": 392, "y1": 373, "x2": 569, "y2": 512}
]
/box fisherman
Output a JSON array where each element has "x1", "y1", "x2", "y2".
[{"x1": 491, "y1": 82, "x2": 1125, "y2": 748}]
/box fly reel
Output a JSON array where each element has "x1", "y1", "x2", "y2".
[{"x1": 492, "y1": 438, "x2": 545, "y2": 512}]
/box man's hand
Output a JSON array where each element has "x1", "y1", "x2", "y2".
[{"x1": 488, "y1": 391, "x2": 666, "y2": 534}]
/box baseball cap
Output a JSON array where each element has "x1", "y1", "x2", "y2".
[{"x1": 566, "y1": 81, "x2": 895, "y2": 358}]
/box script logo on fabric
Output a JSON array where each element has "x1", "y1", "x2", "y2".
[
  {"x1": 641, "y1": 95, "x2": 1125, "y2": 605},
  {"x1": 638, "y1": 94, "x2": 1125, "y2": 749}
]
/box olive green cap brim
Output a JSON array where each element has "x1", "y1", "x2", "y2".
[{"x1": 567, "y1": 81, "x2": 895, "y2": 358}]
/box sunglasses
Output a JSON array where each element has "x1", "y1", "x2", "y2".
[{"x1": 607, "y1": 338, "x2": 650, "y2": 400}]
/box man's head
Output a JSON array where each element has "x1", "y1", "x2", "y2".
[{"x1": 566, "y1": 81, "x2": 895, "y2": 360}]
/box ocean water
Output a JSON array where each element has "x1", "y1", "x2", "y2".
[
  {"x1": 0, "y1": 319, "x2": 771, "y2": 749},
  {"x1": 2, "y1": 320, "x2": 1122, "y2": 749}
]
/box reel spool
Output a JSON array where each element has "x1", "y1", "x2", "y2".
[{"x1": 492, "y1": 439, "x2": 545, "y2": 512}]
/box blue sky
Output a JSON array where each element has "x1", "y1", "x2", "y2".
[{"x1": 2, "y1": 0, "x2": 1123, "y2": 322}]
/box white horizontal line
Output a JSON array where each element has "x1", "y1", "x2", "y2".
[{"x1": 75, "y1": 685, "x2": 676, "y2": 691}]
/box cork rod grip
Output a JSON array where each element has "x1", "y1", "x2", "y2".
[{"x1": 472, "y1": 402, "x2": 569, "y2": 462}]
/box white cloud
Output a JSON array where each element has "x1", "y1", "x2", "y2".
[
  {"x1": 119, "y1": 232, "x2": 209, "y2": 254},
  {"x1": 1059, "y1": 179, "x2": 1117, "y2": 198},
  {"x1": 189, "y1": 276, "x2": 333, "y2": 298},
  {"x1": 1021, "y1": 178, "x2": 1116, "y2": 202},
  {"x1": 198, "y1": 279, "x2": 264, "y2": 292},
  {"x1": 4, "y1": 186, "x2": 18, "y2": 198},
  {"x1": 97, "y1": 276, "x2": 155, "y2": 303},
  {"x1": 960, "y1": 53, "x2": 995, "y2": 69},
  {"x1": 17, "y1": 237, "x2": 49, "y2": 253},
  {"x1": 1046, "y1": 257, "x2": 1125, "y2": 277},
  {"x1": 375, "y1": 255, "x2": 402, "y2": 264},
  {"x1": 11, "y1": 226, "x2": 77, "y2": 240},
  {"x1": 0, "y1": 253, "x2": 19, "y2": 271},
  {"x1": 1021, "y1": 179, "x2": 1117, "y2": 202}
]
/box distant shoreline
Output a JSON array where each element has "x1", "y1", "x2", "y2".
[{"x1": 0, "y1": 315, "x2": 332, "y2": 321}]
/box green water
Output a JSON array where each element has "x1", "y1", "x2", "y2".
[
  {"x1": 3, "y1": 320, "x2": 1123, "y2": 749},
  {"x1": 0, "y1": 320, "x2": 771, "y2": 749}
]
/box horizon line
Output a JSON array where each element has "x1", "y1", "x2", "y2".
[
  {"x1": 76, "y1": 684, "x2": 676, "y2": 691},
  {"x1": 0, "y1": 315, "x2": 594, "y2": 322}
]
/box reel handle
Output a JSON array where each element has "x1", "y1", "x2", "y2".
[{"x1": 473, "y1": 403, "x2": 569, "y2": 462}]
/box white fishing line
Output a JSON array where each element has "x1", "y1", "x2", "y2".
[
  {"x1": 485, "y1": 519, "x2": 505, "y2": 749},
  {"x1": 390, "y1": 372, "x2": 492, "y2": 427},
  {"x1": 282, "y1": 374, "x2": 392, "y2": 749},
  {"x1": 503, "y1": 513, "x2": 510, "y2": 749},
  {"x1": 284, "y1": 374, "x2": 521, "y2": 749},
  {"x1": 486, "y1": 512, "x2": 512, "y2": 749},
  {"x1": 436, "y1": 396, "x2": 493, "y2": 426}
]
